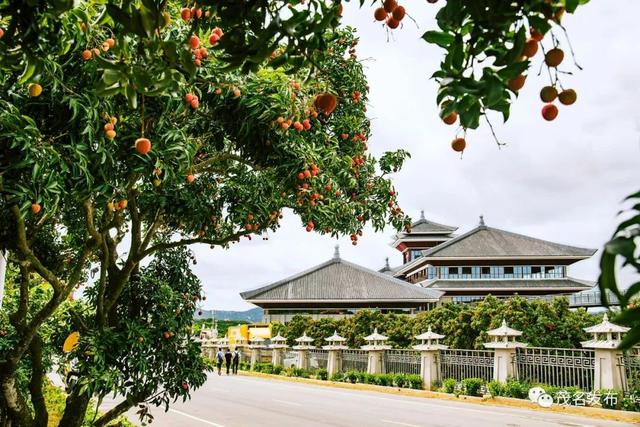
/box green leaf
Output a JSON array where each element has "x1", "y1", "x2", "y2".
[
  {"x1": 564, "y1": 0, "x2": 580, "y2": 13},
  {"x1": 422, "y1": 31, "x2": 455, "y2": 48}
]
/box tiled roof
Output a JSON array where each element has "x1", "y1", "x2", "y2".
[
  {"x1": 241, "y1": 257, "x2": 442, "y2": 302},
  {"x1": 395, "y1": 224, "x2": 597, "y2": 277},
  {"x1": 420, "y1": 225, "x2": 596, "y2": 259}
]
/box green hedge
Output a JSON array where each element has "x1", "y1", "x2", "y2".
[
  {"x1": 440, "y1": 378, "x2": 640, "y2": 412},
  {"x1": 329, "y1": 371, "x2": 422, "y2": 389}
]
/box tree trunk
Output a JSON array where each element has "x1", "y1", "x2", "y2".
[
  {"x1": 28, "y1": 337, "x2": 48, "y2": 427},
  {"x1": 0, "y1": 375, "x2": 32, "y2": 427},
  {"x1": 58, "y1": 389, "x2": 91, "y2": 427}
]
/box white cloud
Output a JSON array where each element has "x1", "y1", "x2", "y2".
[{"x1": 192, "y1": 1, "x2": 640, "y2": 310}]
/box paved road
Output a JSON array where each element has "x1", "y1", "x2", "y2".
[{"x1": 104, "y1": 374, "x2": 634, "y2": 427}]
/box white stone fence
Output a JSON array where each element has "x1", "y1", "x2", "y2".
[{"x1": 201, "y1": 316, "x2": 640, "y2": 392}]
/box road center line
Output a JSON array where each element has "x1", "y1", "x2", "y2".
[
  {"x1": 381, "y1": 419, "x2": 422, "y2": 427},
  {"x1": 272, "y1": 399, "x2": 303, "y2": 406},
  {"x1": 168, "y1": 409, "x2": 227, "y2": 427}
]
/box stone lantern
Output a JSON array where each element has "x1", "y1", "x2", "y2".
[
  {"x1": 483, "y1": 319, "x2": 527, "y2": 383},
  {"x1": 581, "y1": 313, "x2": 630, "y2": 390},
  {"x1": 362, "y1": 328, "x2": 391, "y2": 374},
  {"x1": 216, "y1": 336, "x2": 230, "y2": 350},
  {"x1": 269, "y1": 333, "x2": 288, "y2": 367},
  {"x1": 323, "y1": 330, "x2": 348, "y2": 377},
  {"x1": 248, "y1": 336, "x2": 265, "y2": 369},
  {"x1": 293, "y1": 333, "x2": 316, "y2": 370},
  {"x1": 413, "y1": 326, "x2": 448, "y2": 390}
]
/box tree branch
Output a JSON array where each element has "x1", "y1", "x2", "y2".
[
  {"x1": 92, "y1": 393, "x2": 147, "y2": 427},
  {"x1": 10, "y1": 205, "x2": 63, "y2": 292},
  {"x1": 138, "y1": 231, "x2": 247, "y2": 260},
  {"x1": 193, "y1": 152, "x2": 261, "y2": 173}
]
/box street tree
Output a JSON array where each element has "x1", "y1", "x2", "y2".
[{"x1": 0, "y1": 1, "x2": 411, "y2": 424}]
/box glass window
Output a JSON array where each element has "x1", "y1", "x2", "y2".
[
  {"x1": 441, "y1": 267, "x2": 449, "y2": 279},
  {"x1": 490, "y1": 266, "x2": 504, "y2": 278},
  {"x1": 461, "y1": 267, "x2": 472, "y2": 278},
  {"x1": 426, "y1": 266, "x2": 436, "y2": 280},
  {"x1": 411, "y1": 250, "x2": 423, "y2": 261},
  {"x1": 555, "y1": 265, "x2": 564, "y2": 278},
  {"x1": 514, "y1": 266, "x2": 523, "y2": 278},
  {"x1": 544, "y1": 266, "x2": 555, "y2": 278},
  {"x1": 523, "y1": 266, "x2": 532, "y2": 278},
  {"x1": 472, "y1": 266, "x2": 481, "y2": 278},
  {"x1": 448, "y1": 267, "x2": 460, "y2": 279},
  {"x1": 481, "y1": 266, "x2": 491, "y2": 278},
  {"x1": 531, "y1": 266, "x2": 542, "y2": 278},
  {"x1": 504, "y1": 266, "x2": 514, "y2": 278}
]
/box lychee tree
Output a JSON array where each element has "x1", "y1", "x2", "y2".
[{"x1": 0, "y1": 1, "x2": 410, "y2": 425}]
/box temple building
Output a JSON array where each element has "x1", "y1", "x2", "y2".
[
  {"x1": 240, "y1": 246, "x2": 442, "y2": 323},
  {"x1": 241, "y1": 213, "x2": 597, "y2": 320}
]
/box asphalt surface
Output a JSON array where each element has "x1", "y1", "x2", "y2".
[{"x1": 103, "y1": 374, "x2": 635, "y2": 427}]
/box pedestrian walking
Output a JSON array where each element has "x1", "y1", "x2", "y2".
[
  {"x1": 232, "y1": 349, "x2": 240, "y2": 374},
  {"x1": 215, "y1": 348, "x2": 224, "y2": 376},
  {"x1": 224, "y1": 348, "x2": 233, "y2": 375}
]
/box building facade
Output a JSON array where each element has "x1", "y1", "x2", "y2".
[{"x1": 241, "y1": 213, "x2": 596, "y2": 321}]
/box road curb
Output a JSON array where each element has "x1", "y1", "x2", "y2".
[{"x1": 238, "y1": 370, "x2": 640, "y2": 424}]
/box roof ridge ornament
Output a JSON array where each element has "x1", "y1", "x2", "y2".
[
  {"x1": 420, "y1": 210, "x2": 425, "y2": 220},
  {"x1": 333, "y1": 244, "x2": 340, "y2": 260},
  {"x1": 479, "y1": 215, "x2": 486, "y2": 227},
  {"x1": 384, "y1": 257, "x2": 390, "y2": 269}
]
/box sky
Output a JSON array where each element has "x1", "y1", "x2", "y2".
[{"x1": 192, "y1": 1, "x2": 640, "y2": 311}]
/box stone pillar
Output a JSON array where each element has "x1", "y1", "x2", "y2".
[
  {"x1": 323, "y1": 331, "x2": 348, "y2": 377},
  {"x1": 492, "y1": 348, "x2": 517, "y2": 383},
  {"x1": 293, "y1": 332, "x2": 315, "y2": 370},
  {"x1": 593, "y1": 349, "x2": 625, "y2": 390},
  {"x1": 296, "y1": 348, "x2": 310, "y2": 370},
  {"x1": 250, "y1": 347, "x2": 261, "y2": 369},
  {"x1": 362, "y1": 328, "x2": 391, "y2": 375},
  {"x1": 413, "y1": 326, "x2": 448, "y2": 390},
  {"x1": 269, "y1": 334, "x2": 288, "y2": 367},
  {"x1": 366, "y1": 350, "x2": 385, "y2": 374},
  {"x1": 326, "y1": 350, "x2": 342, "y2": 377},
  {"x1": 581, "y1": 313, "x2": 629, "y2": 390},
  {"x1": 272, "y1": 347, "x2": 285, "y2": 366},
  {"x1": 483, "y1": 320, "x2": 526, "y2": 383},
  {"x1": 419, "y1": 350, "x2": 440, "y2": 390}
]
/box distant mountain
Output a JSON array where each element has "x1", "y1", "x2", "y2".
[{"x1": 194, "y1": 307, "x2": 263, "y2": 322}]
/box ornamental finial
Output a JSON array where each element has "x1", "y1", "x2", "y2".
[
  {"x1": 333, "y1": 244, "x2": 340, "y2": 260},
  {"x1": 479, "y1": 215, "x2": 486, "y2": 227},
  {"x1": 420, "y1": 210, "x2": 425, "y2": 220}
]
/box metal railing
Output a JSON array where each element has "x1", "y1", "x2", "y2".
[
  {"x1": 440, "y1": 349, "x2": 494, "y2": 382},
  {"x1": 618, "y1": 348, "x2": 640, "y2": 392},
  {"x1": 309, "y1": 349, "x2": 329, "y2": 370},
  {"x1": 384, "y1": 349, "x2": 421, "y2": 375},
  {"x1": 341, "y1": 349, "x2": 368, "y2": 372},
  {"x1": 515, "y1": 347, "x2": 595, "y2": 390}
]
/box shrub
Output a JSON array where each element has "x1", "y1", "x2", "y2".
[
  {"x1": 292, "y1": 367, "x2": 310, "y2": 378},
  {"x1": 375, "y1": 373, "x2": 394, "y2": 387},
  {"x1": 504, "y1": 378, "x2": 530, "y2": 399},
  {"x1": 407, "y1": 374, "x2": 423, "y2": 389},
  {"x1": 273, "y1": 365, "x2": 284, "y2": 375},
  {"x1": 440, "y1": 378, "x2": 457, "y2": 394},
  {"x1": 393, "y1": 373, "x2": 409, "y2": 388},
  {"x1": 599, "y1": 389, "x2": 623, "y2": 410},
  {"x1": 461, "y1": 378, "x2": 484, "y2": 396},
  {"x1": 330, "y1": 372, "x2": 345, "y2": 382},
  {"x1": 345, "y1": 370, "x2": 359, "y2": 384},
  {"x1": 316, "y1": 368, "x2": 328, "y2": 380},
  {"x1": 487, "y1": 380, "x2": 506, "y2": 397}
]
